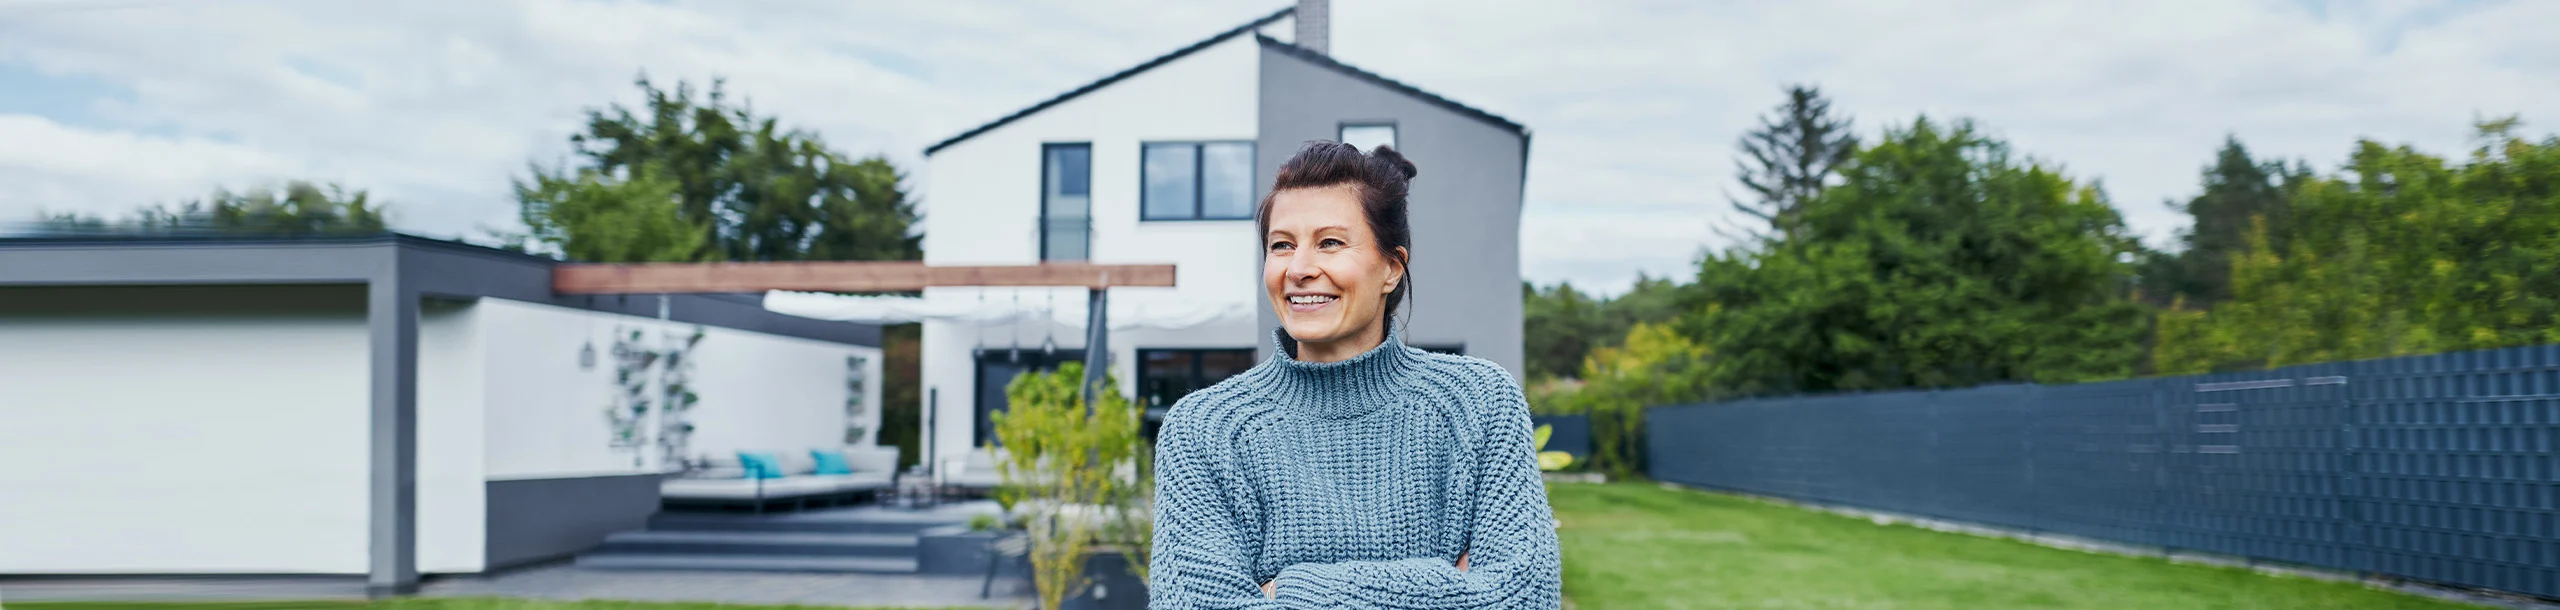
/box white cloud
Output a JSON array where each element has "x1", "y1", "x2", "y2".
[{"x1": 1, "y1": 0, "x2": 2554, "y2": 296}]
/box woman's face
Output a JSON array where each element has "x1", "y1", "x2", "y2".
[{"x1": 1263, "y1": 184, "x2": 1405, "y2": 358}]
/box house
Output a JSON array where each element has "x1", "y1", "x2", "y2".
[
  {"x1": 0, "y1": 234, "x2": 886, "y2": 594},
  {"x1": 918, "y1": 0, "x2": 1529, "y2": 464}
]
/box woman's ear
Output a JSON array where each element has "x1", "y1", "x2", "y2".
[{"x1": 1386, "y1": 246, "x2": 1410, "y2": 291}]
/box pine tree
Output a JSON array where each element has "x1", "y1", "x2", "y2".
[{"x1": 1729, "y1": 85, "x2": 1856, "y2": 243}]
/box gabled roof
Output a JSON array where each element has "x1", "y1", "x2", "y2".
[
  {"x1": 1251, "y1": 34, "x2": 1527, "y2": 137},
  {"x1": 924, "y1": 7, "x2": 1296, "y2": 156}
]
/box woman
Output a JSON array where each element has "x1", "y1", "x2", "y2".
[{"x1": 1149, "y1": 141, "x2": 1563, "y2": 608}]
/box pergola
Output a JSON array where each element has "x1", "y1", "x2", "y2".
[{"x1": 552, "y1": 260, "x2": 1178, "y2": 412}]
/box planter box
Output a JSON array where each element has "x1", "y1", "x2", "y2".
[{"x1": 1060, "y1": 549, "x2": 1146, "y2": 610}]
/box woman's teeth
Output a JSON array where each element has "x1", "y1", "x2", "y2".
[{"x1": 1289, "y1": 295, "x2": 1336, "y2": 304}]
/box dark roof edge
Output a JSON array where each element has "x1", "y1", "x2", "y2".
[
  {"x1": 923, "y1": 6, "x2": 1296, "y2": 156},
  {"x1": 1253, "y1": 34, "x2": 1529, "y2": 136}
]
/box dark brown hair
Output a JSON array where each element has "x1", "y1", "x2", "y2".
[{"x1": 1256, "y1": 140, "x2": 1420, "y2": 323}]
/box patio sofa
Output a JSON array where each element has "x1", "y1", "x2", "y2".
[
  {"x1": 662, "y1": 445, "x2": 900, "y2": 512},
  {"x1": 939, "y1": 446, "x2": 1008, "y2": 498}
]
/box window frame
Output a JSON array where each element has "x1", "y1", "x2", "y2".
[
  {"x1": 1039, "y1": 142, "x2": 1093, "y2": 260},
  {"x1": 1135, "y1": 347, "x2": 1257, "y2": 410},
  {"x1": 1138, "y1": 140, "x2": 1257, "y2": 222},
  {"x1": 1337, "y1": 121, "x2": 1398, "y2": 152}
]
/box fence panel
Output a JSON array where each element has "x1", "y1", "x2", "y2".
[
  {"x1": 1645, "y1": 343, "x2": 2560, "y2": 600},
  {"x1": 2351, "y1": 345, "x2": 2560, "y2": 598}
]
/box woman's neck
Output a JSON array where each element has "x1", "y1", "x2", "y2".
[{"x1": 1292, "y1": 319, "x2": 1387, "y2": 363}]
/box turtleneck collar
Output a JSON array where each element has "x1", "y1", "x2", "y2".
[{"x1": 1265, "y1": 320, "x2": 1413, "y2": 419}]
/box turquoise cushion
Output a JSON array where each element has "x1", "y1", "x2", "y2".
[
  {"x1": 737, "y1": 452, "x2": 786, "y2": 479},
  {"x1": 811, "y1": 449, "x2": 852, "y2": 475}
]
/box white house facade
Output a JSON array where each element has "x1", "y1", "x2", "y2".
[{"x1": 917, "y1": 3, "x2": 1529, "y2": 468}]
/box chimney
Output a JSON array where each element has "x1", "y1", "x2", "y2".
[{"x1": 1295, "y1": 0, "x2": 1329, "y2": 55}]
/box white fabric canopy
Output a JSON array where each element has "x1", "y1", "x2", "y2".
[{"x1": 761, "y1": 290, "x2": 1253, "y2": 332}]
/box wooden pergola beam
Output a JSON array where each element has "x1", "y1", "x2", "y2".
[{"x1": 552, "y1": 261, "x2": 1178, "y2": 294}]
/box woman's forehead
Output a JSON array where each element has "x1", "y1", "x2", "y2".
[{"x1": 1267, "y1": 186, "x2": 1367, "y2": 229}]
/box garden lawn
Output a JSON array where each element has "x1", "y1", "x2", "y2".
[
  {"x1": 7, "y1": 600, "x2": 996, "y2": 610},
  {"x1": 1549, "y1": 482, "x2": 2474, "y2": 609}
]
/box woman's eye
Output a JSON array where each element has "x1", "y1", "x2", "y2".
[
  {"x1": 1267, "y1": 241, "x2": 1293, "y2": 252},
  {"x1": 1319, "y1": 238, "x2": 1346, "y2": 248}
]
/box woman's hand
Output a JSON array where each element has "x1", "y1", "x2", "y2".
[{"x1": 1457, "y1": 552, "x2": 1470, "y2": 572}]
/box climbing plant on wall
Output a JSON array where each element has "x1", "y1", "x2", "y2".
[
  {"x1": 657, "y1": 327, "x2": 706, "y2": 466},
  {"x1": 601, "y1": 324, "x2": 708, "y2": 468},
  {"x1": 604, "y1": 327, "x2": 659, "y2": 466},
  {"x1": 844, "y1": 353, "x2": 871, "y2": 445}
]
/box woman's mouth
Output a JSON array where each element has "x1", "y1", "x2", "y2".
[{"x1": 1287, "y1": 294, "x2": 1337, "y2": 313}]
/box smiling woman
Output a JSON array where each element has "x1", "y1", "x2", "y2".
[{"x1": 1147, "y1": 141, "x2": 1563, "y2": 609}]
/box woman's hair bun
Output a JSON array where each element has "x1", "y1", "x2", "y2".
[{"x1": 1369, "y1": 144, "x2": 1420, "y2": 180}]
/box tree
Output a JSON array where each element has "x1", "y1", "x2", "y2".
[
  {"x1": 1521, "y1": 274, "x2": 1690, "y2": 381},
  {"x1": 514, "y1": 165, "x2": 708, "y2": 262},
  {"x1": 1686, "y1": 117, "x2": 2148, "y2": 395},
  {"x1": 2154, "y1": 120, "x2": 2560, "y2": 374},
  {"x1": 38, "y1": 181, "x2": 388, "y2": 235},
  {"x1": 1546, "y1": 322, "x2": 1715, "y2": 480},
  {"x1": 511, "y1": 77, "x2": 921, "y2": 263},
  {"x1": 1728, "y1": 84, "x2": 1856, "y2": 243},
  {"x1": 2142, "y1": 137, "x2": 2307, "y2": 306}
]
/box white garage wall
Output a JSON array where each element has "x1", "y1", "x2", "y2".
[
  {"x1": 415, "y1": 300, "x2": 486, "y2": 573},
  {"x1": 477, "y1": 298, "x2": 881, "y2": 479},
  {"x1": 0, "y1": 286, "x2": 372, "y2": 574},
  {"x1": 0, "y1": 289, "x2": 876, "y2": 575}
]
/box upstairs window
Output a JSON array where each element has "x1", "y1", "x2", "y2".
[
  {"x1": 1142, "y1": 141, "x2": 1254, "y2": 221},
  {"x1": 1042, "y1": 143, "x2": 1091, "y2": 260},
  {"x1": 1339, "y1": 122, "x2": 1397, "y2": 152}
]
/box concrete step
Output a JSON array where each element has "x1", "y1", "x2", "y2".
[
  {"x1": 573, "y1": 552, "x2": 920, "y2": 574},
  {"x1": 596, "y1": 530, "x2": 918, "y2": 557},
  {"x1": 647, "y1": 512, "x2": 965, "y2": 535}
]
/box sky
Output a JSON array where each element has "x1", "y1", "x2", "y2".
[{"x1": 2, "y1": 0, "x2": 2554, "y2": 296}]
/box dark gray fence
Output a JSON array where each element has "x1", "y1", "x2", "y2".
[
  {"x1": 1648, "y1": 345, "x2": 2560, "y2": 599},
  {"x1": 1530, "y1": 414, "x2": 1592, "y2": 461}
]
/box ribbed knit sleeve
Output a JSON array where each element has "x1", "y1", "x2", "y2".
[
  {"x1": 1265, "y1": 374, "x2": 1563, "y2": 609},
  {"x1": 1148, "y1": 403, "x2": 1291, "y2": 610}
]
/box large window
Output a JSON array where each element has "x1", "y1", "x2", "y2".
[
  {"x1": 1138, "y1": 348, "x2": 1256, "y2": 411},
  {"x1": 1042, "y1": 143, "x2": 1091, "y2": 260},
  {"x1": 1142, "y1": 142, "x2": 1254, "y2": 220},
  {"x1": 1339, "y1": 122, "x2": 1397, "y2": 152}
]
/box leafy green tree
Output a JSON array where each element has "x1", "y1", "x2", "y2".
[
  {"x1": 1729, "y1": 84, "x2": 1856, "y2": 243},
  {"x1": 1686, "y1": 117, "x2": 2148, "y2": 395},
  {"x1": 41, "y1": 181, "x2": 388, "y2": 235},
  {"x1": 1523, "y1": 281, "x2": 1609, "y2": 380},
  {"x1": 2141, "y1": 137, "x2": 2309, "y2": 306},
  {"x1": 1544, "y1": 322, "x2": 1715, "y2": 480},
  {"x1": 515, "y1": 166, "x2": 708, "y2": 262},
  {"x1": 1522, "y1": 274, "x2": 1690, "y2": 381},
  {"x1": 2154, "y1": 120, "x2": 2560, "y2": 373},
  {"x1": 512, "y1": 77, "x2": 920, "y2": 263}
]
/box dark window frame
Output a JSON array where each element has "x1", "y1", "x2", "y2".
[
  {"x1": 1040, "y1": 142, "x2": 1093, "y2": 261},
  {"x1": 1135, "y1": 347, "x2": 1256, "y2": 410},
  {"x1": 1139, "y1": 140, "x2": 1256, "y2": 222},
  {"x1": 1337, "y1": 120, "x2": 1399, "y2": 151}
]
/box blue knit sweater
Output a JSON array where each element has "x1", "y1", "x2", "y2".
[{"x1": 1148, "y1": 323, "x2": 1563, "y2": 609}]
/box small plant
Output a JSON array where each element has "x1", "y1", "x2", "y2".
[
  {"x1": 1535, "y1": 424, "x2": 1575, "y2": 471},
  {"x1": 969, "y1": 513, "x2": 1002, "y2": 532},
  {"x1": 991, "y1": 362, "x2": 1148, "y2": 610}
]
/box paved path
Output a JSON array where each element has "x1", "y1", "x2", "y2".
[{"x1": 422, "y1": 562, "x2": 1035, "y2": 609}]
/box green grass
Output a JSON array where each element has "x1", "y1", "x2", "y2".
[
  {"x1": 7, "y1": 600, "x2": 994, "y2": 610},
  {"x1": 1550, "y1": 482, "x2": 2473, "y2": 610}
]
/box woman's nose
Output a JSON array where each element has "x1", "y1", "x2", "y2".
[{"x1": 1285, "y1": 252, "x2": 1321, "y2": 282}]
